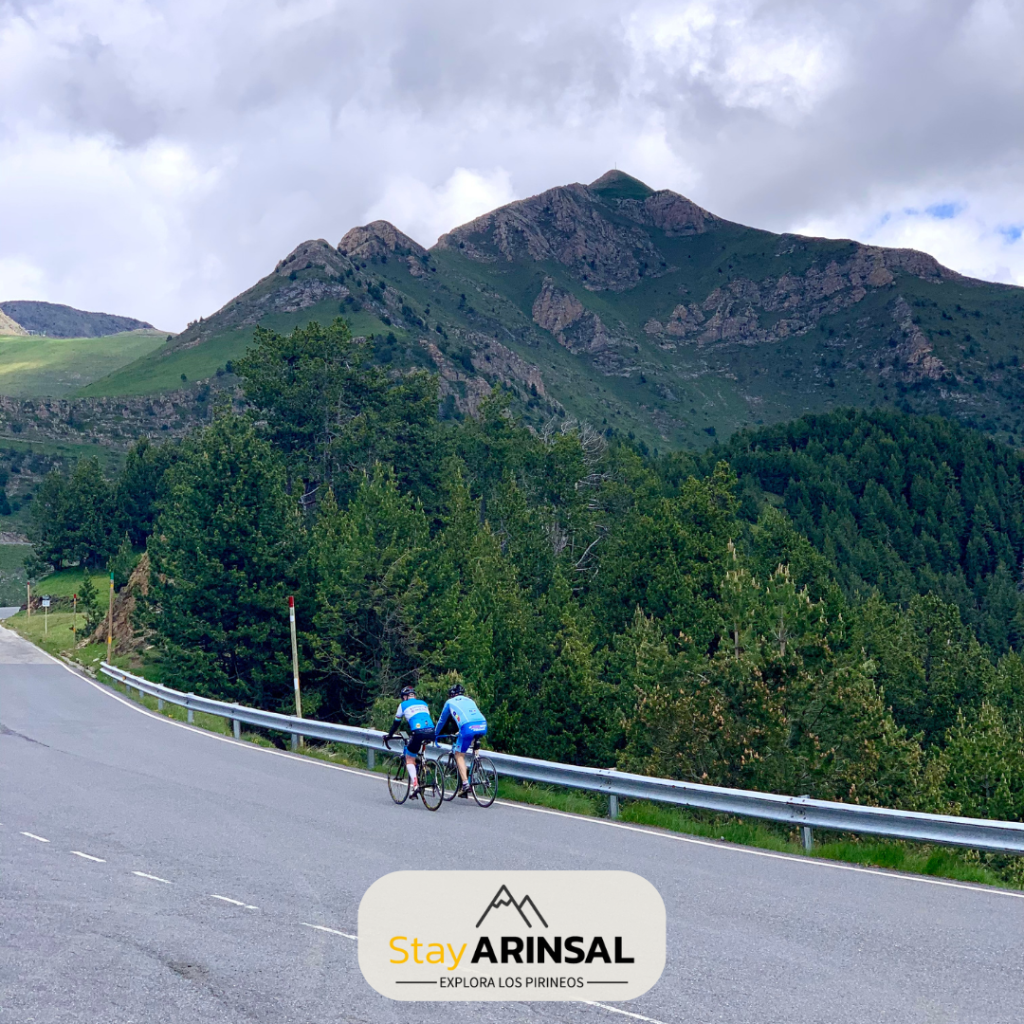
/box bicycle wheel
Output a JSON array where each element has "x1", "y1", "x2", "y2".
[
  {"x1": 441, "y1": 754, "x2": 460, "y2": 801},
  {"x1": 386, "y1": 754, "x2": 409, "y2": 805},
  {"x1": 471, "y1": 756, "x2": 498, "y2": 808},
  {"x1": 420, "y1": 759, "x2": 445, "y2": 811}
]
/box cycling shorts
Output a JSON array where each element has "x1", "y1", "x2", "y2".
[
  {"x1": 455, "y1": 722, "x2": 487, "y2": 754},
  {"x1": 404, "y1": 728, "x2": 435, "y2": 756}
]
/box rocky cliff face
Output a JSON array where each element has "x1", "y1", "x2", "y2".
[
  {"x1": 437, "y1": 172, "x2": 718, "y2": 291},
  {"x1": 531, "y1": 278, "x2": 626, "y2": 371},
  {"x1": 339, "y1": 221, "x2": 427, "y2": 260},
  {"x1": 435, "y1": 171, "x2": 973, "y2": 391},
  {"x1": 0, "y1": 387, "x2": 224, "y2": 446}
]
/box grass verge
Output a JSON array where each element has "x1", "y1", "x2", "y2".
[{"x1": 5, "y1": 615, "x2": 1021, "y2": 892}]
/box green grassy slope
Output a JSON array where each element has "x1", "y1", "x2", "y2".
[
  {"x1": 78, "y1": 306, "x2": 395, "y2": 397},
  {"x1": 0, "y1": 330, "x2": 166, "y2": 397}
]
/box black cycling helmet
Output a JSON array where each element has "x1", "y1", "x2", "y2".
[
  {"x1": 400, "y1": 685, "x2": 416, "y2": 699},
  {"x1": 448, "y1": 682, "x2": 465, "y2": 699}
]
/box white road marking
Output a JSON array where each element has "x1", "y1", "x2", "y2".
[
  {"x1": 210, "y1": 894, "x2": 258, "y2": 910},
  {"x1": 42, "y1": 645, "x2": 1024, "y2": 901},
  {"x1": 133, "y1": 871, "x2": 171, "y2": 884},
  {"x1": 498, "y1": 800, "x2": 1024, "y2": 899},
  {"x1": 71, "y1": 851, "x2": 106, "y2": 863},
  {"x1": 587, "y1": 1001, "x2": 670, "y2": 1024},
  {"x1": 301, "y1": 922, "x2": 357, "y2": 940},
  {"x1": 20, "y1": 832, "x2": 49, "y2": 843}
]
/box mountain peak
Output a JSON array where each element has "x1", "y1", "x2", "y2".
[
  {"x1": 434, "y1": 173, "x2": 718, "y2": 291},
  {"x1": 338, "y1": 221, "x2": 427, "y2": 261},
  {"x1": 0, "y1": 300, "x2": 153, "y2": 338},
  {"x1": 588, "y1": 169, "x2": 655, "y2": 201}
]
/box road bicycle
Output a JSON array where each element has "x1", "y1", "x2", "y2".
[
  {"x1": 437, "y1": 736, "x2": 498, "y2": 808},
  {"x1": 384, "y1": 732, "x2": 444, "y2": 811}
]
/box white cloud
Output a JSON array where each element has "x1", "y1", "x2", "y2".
[
  {"x1": 0, "y1": 0, "x2": 1021, "y2": 330},
  {"x1": 362, "y1": 168, "x2": 517, "y2": 248},
  {"x1": 795, "y1": 181, "x2": 1024, "y2": 287}
]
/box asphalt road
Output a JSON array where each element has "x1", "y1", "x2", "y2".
[{"x1": 2, "y1": 625, "x2": 1022, "y2": 1024}]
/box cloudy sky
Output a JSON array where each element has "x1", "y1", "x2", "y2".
[{"x1": 1, "y1": 0, "x2": 1021, "y2": 331}]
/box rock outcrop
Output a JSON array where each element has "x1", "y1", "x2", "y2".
[
  {"x1": 338, "y1": 221, "x2": 427, "y2": 260},
  {"x1": 0, "y1": 386, "x2": 228, "y2": 447},
  {"x1": 641, "y1": 245, "x2": 964, "y2": 372},
  {"x1": 531, "y1": 278, "x2": 626, "y2": 370},
  {"x1": 88, "y1": 552, "x2": 151, "y2": 653},
  {"x1": 882, "y1": 296, "x2": 947, "y2": 382}
]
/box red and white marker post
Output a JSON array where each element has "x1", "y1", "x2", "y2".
[{"x1": 289, "y1": 596, "x2": 303, "y2": 750}]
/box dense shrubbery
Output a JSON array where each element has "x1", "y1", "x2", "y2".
[{"x1": 34, "y1": 320, "x2": 1024, "y2": 823}]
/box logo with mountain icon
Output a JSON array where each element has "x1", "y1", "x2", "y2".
[{"x1": 476, "y1": 885, "x2": 549, "y2": 929}]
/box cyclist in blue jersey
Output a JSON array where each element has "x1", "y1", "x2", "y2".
[
  {"x1": 384, "y1": 685, "x2": 435, "y2": 799},
  {"x1": 434, "y1": 683, "x2": 487, "y2": 798}
]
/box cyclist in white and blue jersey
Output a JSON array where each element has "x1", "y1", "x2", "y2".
[
  {"x1": 434, "y1": 683, "x2": 487, "y2": 798},
  {"x1": 384, "y1": 685, "x2": 435, "y2": 799}
]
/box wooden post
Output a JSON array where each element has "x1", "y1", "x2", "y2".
[
  {"x1": 72, "y1": 594, "x2": 77, "y2": 644},
  {"x1": 26, "y1": 582, "x2": 30, "y2": 617},
  {"x1": 289, "y1": 596, "x2": 303, "y2": 750},
  {"x1": 106, "y1": 572, "x2": 114, "y2": 662}
]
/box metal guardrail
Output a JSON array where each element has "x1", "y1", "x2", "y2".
[{"x1": 100, "y1": 662, "x2": 1024, "y2": 856}]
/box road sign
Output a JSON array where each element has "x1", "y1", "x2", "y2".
[{"x1": 41, "y1": 598, "x2": 50, "y2": 608}]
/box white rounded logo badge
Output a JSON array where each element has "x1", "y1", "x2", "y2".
[{"x1": 358, "y1": 871, "x2": 666, "y2": 1001}]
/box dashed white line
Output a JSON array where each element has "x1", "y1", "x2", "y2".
[
  {"x1": 20, "y1": 831, "x2": 49, "y2": 843},
  {"x1": 71, "y1": 851, "x2": 106, "y2": 863},
  {"x1": 133, "y1": 871, "x2": 171, "y2": 884},
  {"x1": 210, "y1": 894, "x2": 258, "y2": 910},
  {"x1": 301, "y1": 922, "x2": 357, "y2": 940},
  {"x1": 586, "y1": 1001, "x2": 670, "y2": 1024}
]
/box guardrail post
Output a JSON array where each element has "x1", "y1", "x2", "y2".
[
  {"x1": 291, "y1": 733, "x2": 299, "y2": 751},
  {"x1": 367, "y1": 747, "x2": 375, "y2": 770},
  {"x1": 157, "y1": 697, "x2": 164, "y2": 711},
  {"x1": 801, "y1": 826, "x2": 813, "y2": 851},
  {"x1": 609, "y1": 794, "x2": 620, "y2": 820},
  {"x1": 187, "y1": 707, "x2": 194, "y2": 723},
  {"x1": 232, "y1": 718, "x2": 240, "y2": 740}
]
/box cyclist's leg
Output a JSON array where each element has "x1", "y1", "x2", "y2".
[
  {"x1": 454, "y1": 727, "x2": 476, "y2": 790},
  {"x1": 409, "y1": 728, "x2": 435, "y2": 793},
  {"x1": 467, "y1": 729, "x2": 487, "y2": 787},
  {"x1": 405, "y1": 732, "x2": 425, "y2": 791}
]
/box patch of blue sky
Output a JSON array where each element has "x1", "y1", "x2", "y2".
[
  {"x1": 998, "y1": 225, "x2": 1022, "y2": 243},
  {"x1": 868, "y1": 211, "x2": 893, "y2": 233},
  {"x1": 925, "y1": 201, "x2": 963, "y2": 220}
]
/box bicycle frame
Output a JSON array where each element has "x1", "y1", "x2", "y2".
[{"x1": 440, "y1": 735, "x2": 480, "y2": 782}]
